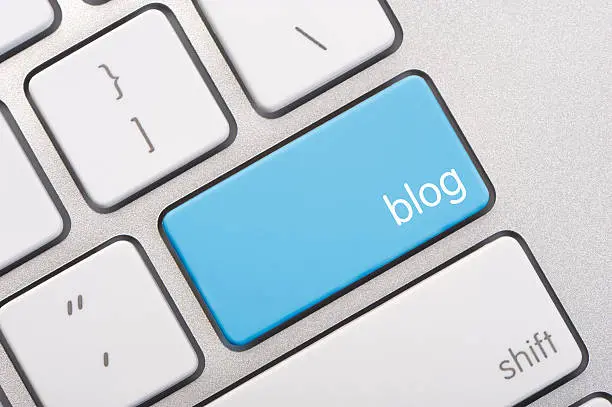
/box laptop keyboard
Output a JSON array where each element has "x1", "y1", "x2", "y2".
[{"x1": 0, "y1": 1, "x2": 609, "y2": 406}]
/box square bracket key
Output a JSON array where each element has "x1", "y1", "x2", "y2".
[{"x1": 27, "y1": 5, "x2": 236, "y2": 212}]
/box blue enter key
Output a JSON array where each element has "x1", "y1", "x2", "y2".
[{"x1": 161, "y1": 71, "x2": 495, "y2": 348}]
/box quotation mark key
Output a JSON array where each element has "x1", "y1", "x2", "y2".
[{"x1": 67, "y1": 295, "x2": 83, "y2": 316}]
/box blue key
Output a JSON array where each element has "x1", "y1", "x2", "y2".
[{"x1": 161, "y1": 71, "x2": 495, "y2": 348}]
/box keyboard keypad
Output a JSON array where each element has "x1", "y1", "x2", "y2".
[
  {"x1": 27, "y1": 6, "x2": 234, "y2": 212},
  {"x1": 0, "y1": 104, "x2": 67, "y2": 274},
  {"x1": 0, "y1": 238, "x2": 202, "y2": 407},
  {"x1": 197, "y1": 0, "x2": 402, "y2": 116},
  {"x1": 0, "y1": 0, "x2": 58, "y2": 61}
]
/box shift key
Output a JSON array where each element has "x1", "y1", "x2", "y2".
[
  {"x1": 161, "y1": 71, "x2": 496, "y2": 348},
  {"x1": 208, "y1": 233, "x2": 588, "y2": 407}
]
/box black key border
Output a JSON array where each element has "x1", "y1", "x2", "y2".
[
  {"x1": 569, "y1": 392, "x2": 612, "y2": 407},
  {"x1": 0, "y1": 0, "x2": 61, "y2": 64}
]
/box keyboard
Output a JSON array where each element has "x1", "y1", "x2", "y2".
[{"x1": 0, "y1": 1, "x2": 609, "y2": 406}]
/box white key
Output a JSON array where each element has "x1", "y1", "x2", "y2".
[
  {"x1": 575, "y1": 394, "x2": 612, "y2": 407},
  {"x1": 197, "y1": 0, "x2": 401, "y2": 116},
  {"x1": 209, "y1": 233, "x2": 587, "y2": 407},
  {"x1": 0, "y1": 238, "x2": 202, "y2": 407},
  {"x1": 0, "y1": 105, "x2": 66, "y2": 272},
  {"x1": 28, "y1": 7, "x2": 233, "y2": 211},
  {"x1": 0, "y1": 0, "x2": 57, "y2": 59}
]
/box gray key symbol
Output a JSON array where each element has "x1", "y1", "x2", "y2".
[
  {"x1": 295, "y1": 26, "x2": 328, "y2": 51},
  {"x1": 98, "y1": 64, "x2": 123, "y2": 100},
  {"x1": 97, "y1": 64, "x2": 155, "y2": 153},
  {"x1": 131, "y1": 117, "x2": 155, "y2": 153},
  {"x1": 67, "y1": 295, "x2": 83, "y2": 316}
]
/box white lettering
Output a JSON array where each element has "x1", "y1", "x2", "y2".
[
  {"x1": 440, "y1": 169, "x2": 466, "y2": 205},
  {"x1": 382, "y1": 169, "x2": 467, "y2": 226},
  {"x1": 383, "y1": 195, "x2": 414, "y2": 226}
]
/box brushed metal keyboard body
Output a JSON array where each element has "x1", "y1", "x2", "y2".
[{"x1": 0, "y1": 1, "x2": 609, "y2": 406}]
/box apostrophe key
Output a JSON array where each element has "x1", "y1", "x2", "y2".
[{"x1": 0, "y1": 238, "x2": 203, "y2": 407}]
